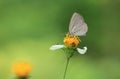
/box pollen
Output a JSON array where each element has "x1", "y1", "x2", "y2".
[
  {"x1": 64, "y1": 34, "x2": 80, "y2": 47},
  {"x1": 12, "y1": 61, "x2": 32, "y2": 78}
]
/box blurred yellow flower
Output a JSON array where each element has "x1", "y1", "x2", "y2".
[
  {"x1": 12, "y1": 61, "x2": 32, "y2": 78},
  {"x1": 64, "y1": 34, "x2": 80, "y2": 47}
]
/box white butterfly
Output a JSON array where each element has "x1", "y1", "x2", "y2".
[
  {"x1": 50, "y1": 12, "x2": 88, "y2": 54},
  {"x1": 69, "y1": 12, "x2": 88, "y2": 36}
]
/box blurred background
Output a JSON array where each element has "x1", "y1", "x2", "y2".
[{"x1": 0, "y1": 0, "x2": 120, "y2": 79}]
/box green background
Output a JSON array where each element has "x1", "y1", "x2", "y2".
[{"x1": 0, "y1": 0, "x2": 120, "y2": 79}]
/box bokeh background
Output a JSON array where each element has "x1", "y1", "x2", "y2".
[{"x1": 0, "y1": 0, "x2": 120, "y2": 79}]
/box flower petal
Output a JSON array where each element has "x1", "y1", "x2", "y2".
[
  {"x1": 49, "y1": 45, "x2": 65, "y2": 50},
  {"x1": 77, "y1": 47, "x2": 87, "y2": 54}
]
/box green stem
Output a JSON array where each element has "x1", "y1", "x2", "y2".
[
  {"x1": 18, "y1": 77, "x2": 28, "y2": 79},
  {"x1": 63, "y1": 57, "x2": 70, "y2": 79}
]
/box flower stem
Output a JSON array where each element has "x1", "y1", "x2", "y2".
[
  {"x1": 18, "y1": 77, "x2": 28, "y2": 79},
  {"x1": 63, "y1": 57, "x2": 70, "y2": 79}
]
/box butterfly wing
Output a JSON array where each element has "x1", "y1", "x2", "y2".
[{"x1": 69, "y1": 12, "x2": 88, "y2": 36}]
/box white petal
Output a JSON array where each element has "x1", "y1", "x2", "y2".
[
  {"x1": 77, "y1": 47, "x2": 87, "y2": 54},
  {"x1": 49, "y1": 45, "x2": 65, "y2": 50}
]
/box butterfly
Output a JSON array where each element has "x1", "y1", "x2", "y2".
[{"x1": 69, "y1": 12, "x2": 88, "y2": 36}]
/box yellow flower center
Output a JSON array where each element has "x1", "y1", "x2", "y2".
[
  {"x1": 63, "y1": 34, "x2": 80, "y2": 47},
  {"x1": 12, "y1": 61, "x2": 32, "y2": 78}
]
